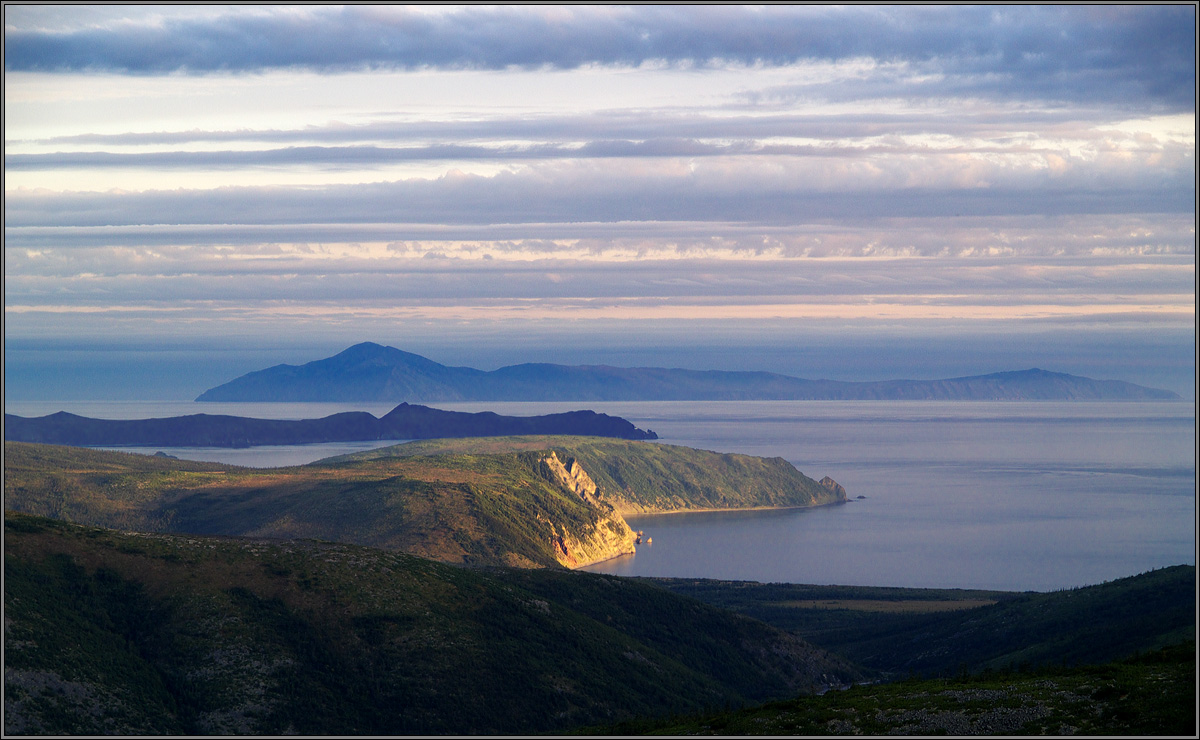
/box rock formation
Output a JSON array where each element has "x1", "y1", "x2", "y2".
[
  {"x1": 539, "y1": 452, "x2": 636, "y2": 567},
  {"x1": 541, "y1": 451, "x2": 601, "y2": 506},
  {"x1": 818, "y1": 476, "x2": 847, "y2": 500}
]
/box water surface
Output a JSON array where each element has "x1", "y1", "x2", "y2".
[{"x1": 6, "y1": 399, "x2": 1193, "y2": 591}]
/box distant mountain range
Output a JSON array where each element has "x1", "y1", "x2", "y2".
[
  {"x1": 3, "y1": 402, "x2": 658, "y2": 448},
  {"x1": 195, "y1": 342, "x2": 1181, "y2": 402}
]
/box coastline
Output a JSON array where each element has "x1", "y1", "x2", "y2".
[
  {"x1": 567, "y1": 501, "x2": 849, "y2": 570},
  {"x1": 569, "y1": 545, "x2": 638, "y2": 570},
  {"x1": 569, "y1": 500, "x2": 849, "y2": 570},
  {"x1": 615, "y1": 499, "x2": 848, "y2": 517}
]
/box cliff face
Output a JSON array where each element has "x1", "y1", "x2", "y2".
[
  {"x1": 818, "y1": 476, "x2": 848, "y2": 500},
  {"x1": 543, "y1": 515, "x2": 636, "y2": 569},
  {"x1": 541, "y1": 451, "x2": 598, "y2": 502},
  {"x1": 540, "y1": 451, "x2": 636, "y2": 568}
]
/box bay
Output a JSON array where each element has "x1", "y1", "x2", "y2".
[{"x1": 4, "y1": 398, "x2": 1194, "y2": 591}]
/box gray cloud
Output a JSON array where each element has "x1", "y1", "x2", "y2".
[
  {"x1": 5, "y1": 6, "x2": 1194, "y2": 108},
  {"x1": 7, "y1": 214, "x2": 1195, "y2": 260},
  {"x1": 5, "y1": 158, "x2": 1193, "y2": 232},
  {"x1": 6, "y1": 250, "x2": 1191, "y2": 309},
  {"x1": 16, "y1": 109, "x2": 1102, "y2": 150},
  {"x1": 4, "y1": 140, "x2": 812, "y2": 170}
]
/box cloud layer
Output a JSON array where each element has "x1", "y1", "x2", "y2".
[
  {"x1": 3, "y1": 6, "x2": 1195, "y2": 398},
  {"x1": 5, "y1": 6, "x2": 1195, "y2": 108}
]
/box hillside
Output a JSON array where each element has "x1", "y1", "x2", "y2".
[
  {"x1": 591, "y1": 643, "x2": 1196, "y2": 736},
  {"x1": 4, "y1": 402, "x2": 657, "y2": 448},
  {"x1": 328, "y1": 436, "x2": 846, "y2": 514},
  {"x1": 196, "y1": 342, "x2": 1181, "y2": 402},
  {"x1": 651, "y1": 566, "x2": 1196, "y2": 679},
  {"x1": 3, "y1": 514, "x2": 859, "y2": 735},
  {"x1": 2, "y1": 438, "x2": 844, "y2": 569}
]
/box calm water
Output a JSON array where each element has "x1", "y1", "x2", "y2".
[{"x1": 5, "y1": 399, "x2": 1195, "y2": 591}]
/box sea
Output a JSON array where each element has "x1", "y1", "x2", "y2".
[{"x1": 4, "y1": 399, "x2": 1195, "y2": 593}]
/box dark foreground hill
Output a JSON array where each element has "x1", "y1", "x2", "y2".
[
  {"x1": 196, "y1": 342, "x2": 1181, "y2": 402},
  {"x1": 3, "y1": 402, "x2": 657, "y2": 448},
  {"x1": 2, "y1": 438, "x2": 844, "y2": 569},
  {"x1": 7, "y1": 515, "x2": 1192, "y2": 736},
  {"x1": 592, "y1": 643, "x2": 1196, "y2": 736},
  {"x1": 3, "y1": 513, "x2": 857, "y2": 735},
  {"x1": 651, "y1": 566, "x2": 1196, "y2": 680}
]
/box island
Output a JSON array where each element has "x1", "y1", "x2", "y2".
[
  {"x1": 3, "y1": 402, "x2": 657, "y2": 448},
  {"x1": 195, "y1": 342, "x2": 1182, "y2": 402}
]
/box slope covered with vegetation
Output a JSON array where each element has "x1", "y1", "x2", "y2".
[
  {"x1": 328, "y1": 435, "x2": 845, "y2": 513},
  {"x1": 651, "y1": 567, "x2": 1196, "y2": 679},
  {"x1": 4, "y1": 438, "x2": 843, "y2": 569},
  {"x1": 590, "y1": 643, "x2": 1196, "y2": 736},
  {"x1": 3, "y1": 514, "x2": 857, "y2": 735},
  {"x1": 3, "y1": 441, "x2": 635, "y2": 568}
]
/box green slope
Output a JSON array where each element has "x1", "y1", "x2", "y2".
[
  {"x1": 4, "y1": 438, "x2": 843, "y2": 569},
  {"x1": 651, "y1": 567, "x2": 1197, "y2": 678},
  {"x1": 4, "y1": 513, "x2": 858, "y2": 735},
  {"x1": 325, "y1": 435, "x2": 846, "y2": 513},
  {"x1": 590, "y1": 643, "x2": 1196, "y2": 736},
  {"x1": 3, "y1": 441, "x2": 631, "y2": 568}
]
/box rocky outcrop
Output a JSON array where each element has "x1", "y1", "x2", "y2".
[
  {"x1": 818, "y1": 476, "x2": 847, "y2": 501},
  {"x1": 541, "y1": 451, "x2": 600, "y2": 505},
  {"x1": 538, "y1": 453, "x2": 636, "y2": 568},
  {"x1": 543, "y1": 517, "x2": 636, "y2": 569}
]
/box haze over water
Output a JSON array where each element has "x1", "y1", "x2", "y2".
[{"x1": 8, "y1": 398, "x2": 1193, "y2": 593}]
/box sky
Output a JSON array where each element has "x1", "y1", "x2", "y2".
[{"x1": 3, "y1": 5, "x2": 1197, "y2": 401}]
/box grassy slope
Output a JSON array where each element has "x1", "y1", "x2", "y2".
[
  {"x1": 3, "y1": 437, "x2": 842, "y2": 568},
  {"x1": 3, "y1": 441, "x2": 629, "y2": 568},
  {"x1": 589, "y1": 643, "x2": 1197, "y2": 736},
  {"x1": 650, "y1": 567, "x2": 1197, "y2": 678},
  {"x1": 3, "y1": 513, "x2": 858, "y2": 736},
  {"x1": 325, "y1": 436, "x2": 845, "y2": 513}
]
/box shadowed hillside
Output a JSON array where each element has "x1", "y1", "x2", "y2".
[
  {"x1": 651, "y1": 567, "x2": 1197, "y2": 679},
  {"x1": 588, "y1": 643, "x2": 1196, "y2": 736},
  {"x1": 3, "y1": 514, "x2": 858, "y2": 735}
]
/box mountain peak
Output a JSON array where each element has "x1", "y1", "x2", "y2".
[
  {"x1": 339, "y1": 341, "x2": 387, "y2": 355},
  {"x1": 197, "y1": 346, "x2": 1180, "y2": 402}
]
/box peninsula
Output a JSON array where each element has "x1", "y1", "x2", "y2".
[
  {"x1": 196, "y1": 342, "x2": 1181, "y2": 402},
  {"x1": 3, "y1": 402, "x2": 657, "y2": 448},
  {"x1": 3, "y1": 436, "x2": 844, "y2": 569}
]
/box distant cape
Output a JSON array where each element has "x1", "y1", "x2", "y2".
[
  {"x1": 3, "y1": 402, "x2": 658, "y2": 448},
  {"x1": 194, "y1": 342, "x2": 1181, "y2": 403}
]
